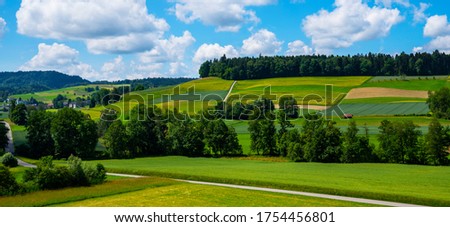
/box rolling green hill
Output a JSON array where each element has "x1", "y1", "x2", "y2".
[{"x1": 78, "y1": 75, "x2": 450, "y2": 120}]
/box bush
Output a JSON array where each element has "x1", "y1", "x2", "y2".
[
  {"x1": 23, "y1": 155, "x2": 107, "y2": 190},
  {"x1": 0, "y1": 165, "x2": 19, "y2": 196},
  {"x1": 83, "y1": 163, "x2": 107, "y2": 185},
  {"x1": 1, "y1": 153, "x2": 18, "y2": 167}
]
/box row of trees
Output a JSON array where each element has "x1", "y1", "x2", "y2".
[
  {"x1": 199, "y1": 51, "x2": 450, "y2": 80},
  {"x1": 248, "y1": 99, "x2": 450, "y2": 165},
  {"x1": 23, "y1": 108, "x2": 98, "y2": 159},
  {"x1": 102, "y1": 105, "x2": 243, "y2": 159}
]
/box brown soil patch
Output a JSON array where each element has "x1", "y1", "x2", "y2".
[{"x1": 345, "y1": 87, "x2": 428, "y2": 99}]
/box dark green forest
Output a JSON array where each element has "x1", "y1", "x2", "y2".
[
  {"x1": 199, "y1": 51, "x2": 450, "y2": 80},
  {"x1": 0, "y1": 71, "x2": 89, "y2": 100}
]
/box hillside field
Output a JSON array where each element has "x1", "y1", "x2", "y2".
[{"x1": 10, "y1": 84, "x2": 125, "y2": 104}]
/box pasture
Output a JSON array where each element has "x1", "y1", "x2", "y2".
[{"x1": 91, "y1": 156, "x2": 450, "y2": 206}]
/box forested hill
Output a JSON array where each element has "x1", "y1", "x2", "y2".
[
  {"x1": 0, "y1": 71, "x2": 89, "y2": 99},
  {"x1": 199, "y1": 51, "x2": 450, "y2": 80}
]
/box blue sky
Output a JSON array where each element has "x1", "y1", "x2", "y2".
[{"x1": 0, "y1": 0, "x2": 449, "y2": 81}]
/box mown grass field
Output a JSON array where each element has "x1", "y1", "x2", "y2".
[
  {"x1": 0, "y1": 176, "x2": 370, "y2": 207},
  {"x1": 92, "y1": 156, "x2": 450, "y2": 206}
]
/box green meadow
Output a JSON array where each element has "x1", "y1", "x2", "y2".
[
  {"x1": 0, "y1": 176, "x2": 370, "y2": 207},
  {"x1": 90, "y1": 156, "x2": 450, "y2": 206},
  {"x1": 361, "y1": 76, "x2": 449, "y2": 91}
]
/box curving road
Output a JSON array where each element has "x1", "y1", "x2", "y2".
[{"x1": 106, "y1": 173, "x2": 427, "y2": 207}]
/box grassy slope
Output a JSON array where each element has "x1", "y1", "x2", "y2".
[
  {"x1": 339, "y1": 76, "x2": 449, "y2": 111},
  {"x1": 10, "y1": 84, "x2": 123, "y2": 104},
  {"x1": 361, "y1": 77, "x2": 449, "y2": 91},
  {"x1": 93, "y1": 77, "x2": 233, "y2": 120},
  {"x1": 0, "y1": 177, "x2": 369, "y2": 207},
  {"x1": 230, "y1": 76, "x2": 371, "y2": 105},
  {"x1": 94, "y1": 156, "x2": 450, "y2": 206}
]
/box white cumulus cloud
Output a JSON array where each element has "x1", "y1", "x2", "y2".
[
  {"x1": 101, "y1": 56, "x2": 126, "y2": 81},
  {"x1": 416, "y1": 15, "x2": 450, "y2": 53},
  {"x1": 137, "y1": 31, "x2": 196, "y2": 76},
  {"x1": 302, "y1": 0, "x2": 403, "y2": 53},
  {"x1": 170, "y1": 0, "x2": 275, "y2": 32},
  {"x1": 241, "y1": 29, "x2": 282, "y2": 56},
  {"x1": 0, "y1": 17, "x2": 6, "y2": 38},
  {"x1": 16, "y1": 0, "x2": 169, "y2": 54},
  {"x1": 424, "y1": 15, "x2": 450, "y2": 37},
  {"x1": 286, "y1": 40, "x2": 313, "y2": 56},
  {"x1": 193, "y1": 43, "x2": 239, "y2": 63},
  {"x1": 20, "y1": 43, "x2": 99, "y2": 80}
]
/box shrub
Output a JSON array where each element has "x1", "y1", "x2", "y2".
[
  {"x1": 0, "y1": 165, "x2": 19, "y2": 196},
  {"x1": 83, "y1": 163, "x2": 107, "y2": 185},
  {"x1": 36, "y1": 166, "x2": 72, "y2": 190},
  {"x1": 1, "y1": 153, "x2": 18, "y2": 167},
  {"x1": 23, "y1": 155, "x2": 106, "y2": 190}
]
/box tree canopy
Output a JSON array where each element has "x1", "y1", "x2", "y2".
[{"x1": 199, "y1": 51, "x2": 450, "y2": 80}]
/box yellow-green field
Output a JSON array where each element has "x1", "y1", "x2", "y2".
[
  {"x1": 0, "y1": 177, "x2": 370, "y2": 207},
  {"x1": 229, "y1": 76, "x2": 371, "y2": 105}
]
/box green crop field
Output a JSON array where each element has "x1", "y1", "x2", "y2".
[
  {"x1": 337, "y1": 103, "x2": 430, "y2": 116},
  {"x1": 91, "y1": 156, "x2": 450, "y2": 206},
  {"x1": 340, "y1": 97, "x2": 428, "y2": 104},
  {"x1": 361, "y1": 77, "x2": 449, "y2": 91},
  {"x1": 0, "y1": 176, "x2": 369, "y2": 207}
]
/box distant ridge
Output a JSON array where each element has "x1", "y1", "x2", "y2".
[
  {"x1": 0, "y1": 70, "x2": 196, "y2": 101},
  {"x1": 0, "y1": 71, "x2": 89, "y2": 89},
  {"x1": 0, "y1": 71, "x2": 90, "y2": 100}
]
